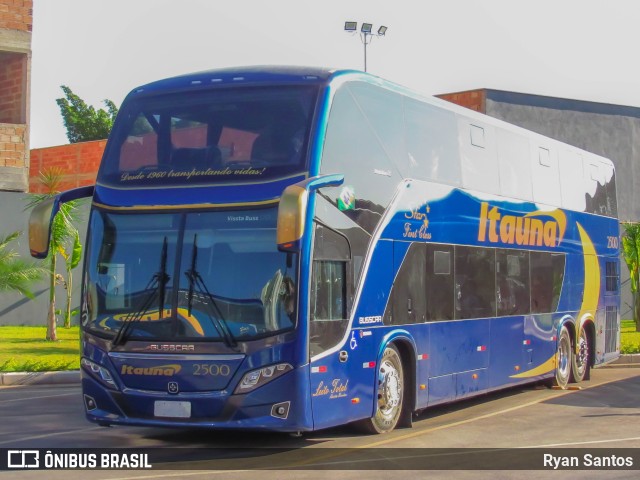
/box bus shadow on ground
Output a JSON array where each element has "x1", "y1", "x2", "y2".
[
  {"x1": 145, "y1": 380, "x2": 554, "y2": 448},
  {"x1": 540, "y1": 373, "x2": 640, "y2": 410}
]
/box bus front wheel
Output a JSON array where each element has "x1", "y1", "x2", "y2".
[
  {"x1": 553, "y1": 326, "x2": 572, "y2": 389},
  {"x1": 358, "y1": 344, "x2": 404, "y2": 434}
]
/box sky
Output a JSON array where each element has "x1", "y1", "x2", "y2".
[{"x1": 30, "y1": 0, "x2": 640, "y2": 148}]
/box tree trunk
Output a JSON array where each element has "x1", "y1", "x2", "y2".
[
  {"x1": 635, "y1": 291, "x2": 640, "y2": 332},
  {"x1": 46, "y1": 255, "x2": 57, "y2": 341},
  {"x1": 64, "y1": 267, "x2": 72, "y2": 328}
]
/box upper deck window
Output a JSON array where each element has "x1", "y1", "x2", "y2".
[{"x1": 98, "y1": 86, "x2": 318, "y2": 187}]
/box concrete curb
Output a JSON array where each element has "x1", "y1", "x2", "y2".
[
  {"x1": 602, "y1": 354, "x2": 640, "y2": 368},
  {"x1": 0, "y1": 370, "x2": 80, "y2": 386}
]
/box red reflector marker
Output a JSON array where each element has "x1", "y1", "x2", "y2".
[
  {"x1": 363, "y1": 361, "x2": 376, "y2": 369},
  {"x1": 523, "y1": 340, "x2": 531, "y2": 346},
  {"x1": 476, "y1": 346, "x2": 487, "y2": 352},
  {"x1": 311, "y1": 366, "x2": 327, "y2": 373},
  {"x1": 418, "y1": 354, "x2": 429, "y2": 360}
]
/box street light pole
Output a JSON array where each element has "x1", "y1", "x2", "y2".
[{"x1": 344, "y1": 22, "x2": 387, "y2": 73}]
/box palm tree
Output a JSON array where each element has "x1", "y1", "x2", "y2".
[
  {"x1": 25, "y1": 169, "x2": 82, "y2": 341},
  {"x1": 59, "y1": 230, "x2": 82, "y2": 328},
  {"x1": 0, "y1": 231, "x2": 44, "y2": 298}
]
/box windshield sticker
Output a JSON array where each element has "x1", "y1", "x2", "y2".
[
  {"x1": 120, "y1": 166, "x2": 267, "y2": 183},
  {"x1": 337, "y1": 185, "x2": 355, "y2": 211}
]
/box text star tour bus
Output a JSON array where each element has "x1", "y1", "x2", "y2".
[{"x1": 29, "y1": 66, "x2": 620, "y2": 434}]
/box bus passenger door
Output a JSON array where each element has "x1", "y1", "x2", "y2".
[{"x1": 309, "y1": 236, "x2": 394, "y2": 430}]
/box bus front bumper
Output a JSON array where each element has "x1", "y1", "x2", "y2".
[{"x1": 81, "y1": 366, "x2": 312, "y2": 432}]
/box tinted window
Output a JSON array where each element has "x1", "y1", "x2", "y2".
[
  {"x1": 84, "y1": 208, "x2": 295, "y2": 342},
  {"x1": 455, "y1": 246, "x2": 496, "y2": 320},
  {"x1": 606, "y1": 261, "x2": 619, "y2": 293},
  {"x1": 321, "y1": 84, "x2": 402, "y2": 234},
  {"x1": 496, "y1": 250, "x2": 530, "y2": 316},
  {"x1": 390, "y1": 243, "x2": 427, "y2": 325},
  {"x1": 404, "y1": 97, "x2": 461, "y2": 184},
  {"x1": 310, "y1": 223, "x2": 351, "y2": 357},
  {"x1": 311, "y1": 261, "x2": 346, "y2": 321},
  {"x1": 530, "y1": 252, "x2": 565, "y2": 313},
  {"x1": 100, "y1": 86, "x2": 317, "y2": 187},
  {"x1": 426, "y1": 244, "x2": 454, "y2": 321}
]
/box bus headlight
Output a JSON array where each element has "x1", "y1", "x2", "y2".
[
  {"x1": 81, "y1": 358, "x2": 117, "y2": 390},
  {"x1": 234, "y1": 363, "x2": 293, "y2": 394}
]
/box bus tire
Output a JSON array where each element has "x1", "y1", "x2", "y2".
[
  {"x1": 358, "y1": 344, "x2": 404, "y2": 434},
  {"x1": 553, "y1": 325, "x2": 572, "y2": 389},
  {"x1": 570, "y1": 325, "x2": 590, "y2": 383}
]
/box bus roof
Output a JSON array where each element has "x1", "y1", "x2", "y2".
[{"x1": 126, "y1": 66, "x2": 346, "y2": 98}]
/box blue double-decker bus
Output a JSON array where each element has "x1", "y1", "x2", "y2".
[{"x1": 29, "y1": 66, "x2": 620, "y2": 434}]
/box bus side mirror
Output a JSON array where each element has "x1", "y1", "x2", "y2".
[
  {"x1": 28, "y1": 185, "x2": 95, "y2": 259},
  {"x1": 29, "y1": 197, "x2": 57, "y2": 259},
  {"x1": 277, "y1": 174, "x2": 344, "y2": 252}
]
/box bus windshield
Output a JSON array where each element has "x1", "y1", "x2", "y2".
[
  {"x1": 98, "y1": 85, "x2": 318, "y2": 187},
  {"x1": 83, "y1": 208, "x2": 297, "y2": 342}
]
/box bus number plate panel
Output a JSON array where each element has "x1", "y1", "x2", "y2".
[{"x1": 154, "y1": 401, "x2": 191, "y2": 418}]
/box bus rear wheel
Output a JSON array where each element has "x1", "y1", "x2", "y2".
[
  {"x1": 570, "y1": 326, "x2": 590, "y2": 383},
  {"x1": 553, "y1": 326, "x2": 572, "y2": 389},
  {"x1": 358, "y1": 344, "x2": 404, "y2": 434}
]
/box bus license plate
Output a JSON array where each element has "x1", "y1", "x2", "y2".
[{"x1": 154, "y1": 401, "x2": 191, "y2": 418}]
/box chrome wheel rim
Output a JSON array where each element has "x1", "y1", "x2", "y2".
[
  {"x1": 557, "y1": 334, "x2": 571, "y2": 381},
  {"x1": 575, "y1": 329, "x2": 588, "y2": 377},
  {"x1": 378, "y1": 358, "x2": 402, "y2": 419}
]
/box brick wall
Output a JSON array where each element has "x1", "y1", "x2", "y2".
[
  {"x1": 437, "y1": 89, "x2": 487, "y2": 113},
  {"x1": 29, "y1": 140, "x2": 106, "y2": 193},
  {"x1": 0, "y1": 0, "x2": 33, "y2": 32},
  {"x1": 0, "y1": 0, "x2": 32, "y2": 191},
  {"x1": 0, "y1": 51, "x2": 26, "y2": 123},
  {"x1": 0, "y1": 121, "x2": 25, "y2": 166}
]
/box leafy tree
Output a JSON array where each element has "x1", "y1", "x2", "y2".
[
  {"x1": 622, "y1": 222, "x2": 640, "y2": 330},
  {"x1": 56, "y1": 85, "x2": 118, "y2": 143},
  {"x1": 25, "y1": 169, "x2": 83, "y2": 341},
  {"x1": 0, "y1": 231, "x2": 44, "y2": 299}
]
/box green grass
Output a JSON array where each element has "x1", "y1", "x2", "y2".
[
  {"x1": 621, "y1": 320, "x2": 640, "y2": 354},
  {"x1": 0, "y1": 326, "x2": 80, "y2": 372}
]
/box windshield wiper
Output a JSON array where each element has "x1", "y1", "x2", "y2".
[
  {"x1": 185, "y1": 234, "x2": 237, "y2": 348},
  {"x1": 112, "y1": 237, "x2": 170, "y2": 347}
]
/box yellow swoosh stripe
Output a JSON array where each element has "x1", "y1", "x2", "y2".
[
  {"x1": 575, "y1": 222, "x2": 600, "y2": 340},
  {"x1": 510, "y1": 354, "x2": 556, "y2": 378}
]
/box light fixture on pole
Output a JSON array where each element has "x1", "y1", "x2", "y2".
[{"x1": 344, "y1": 21, "x2": 388, "y2": 73}]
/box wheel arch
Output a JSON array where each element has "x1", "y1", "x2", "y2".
[
  {"x1": 377, "y1": 330, "x2": 418, "y2": 419},
  {"x1": 558, "y1": 315, "x2": 576, "y2": 347},
  {"x1": 578, "y1": 316, "x2": 597, "y2": 368}
]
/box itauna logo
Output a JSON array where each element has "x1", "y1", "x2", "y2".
[
  {"x1": 120, "y1": 364, "x2": 182, "y2": 376},
  {"x1": 477, "y1": 202, "x2": 567, "y2": 247}
]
